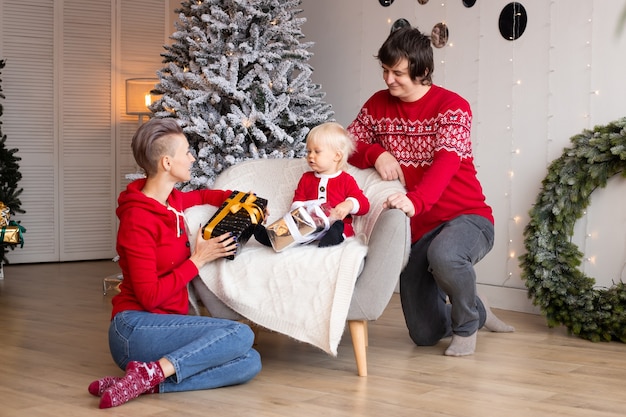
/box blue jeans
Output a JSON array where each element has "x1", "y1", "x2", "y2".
[
  {"x1": 400, "y1": 214, "x2": 494, "y2": 345},
  {"x1": 109, "y1": 311, "x2": 261, "y2": 393}
]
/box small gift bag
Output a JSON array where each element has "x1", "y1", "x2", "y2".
[
  {"x1": 266, "y1": 202, "x2": 332, "y2": 252},
  {"x1": 202, "y1": 191, "x2": 268, "y2": 260}
]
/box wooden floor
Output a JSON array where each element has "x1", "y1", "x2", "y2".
[{"x1": 1, "y1": 260, "x2": 625, "y2": 417}]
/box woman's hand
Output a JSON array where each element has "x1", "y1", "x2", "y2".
[
  {"x1": 190, "y1": 228, "x2": 237, "y2": 269},
  {"x1": 374, "y1": 151, "x2": 405, "y2": 186},
  {"x1": 383, "y1": 192, "x2": 415, "y2": 217}
]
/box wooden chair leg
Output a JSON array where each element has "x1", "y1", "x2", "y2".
[
  {"x1": 364, "y1": 321, "x2": 369, "y2": 347},
  {"x1": 349, "y1": 320, "x2": 368, "y2": 377}
]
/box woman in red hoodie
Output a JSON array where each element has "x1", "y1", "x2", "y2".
[{"x1": 89, "y1": 118, "x2": 261, "y2": 409}]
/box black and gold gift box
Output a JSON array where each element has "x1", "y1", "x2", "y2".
[{"x1": 202, "y1": 191, "x2": 267, "y2": 260}]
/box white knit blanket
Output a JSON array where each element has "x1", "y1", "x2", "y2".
[{"x1": 185, "y1": 204, "x2": 367, "y2": 355}]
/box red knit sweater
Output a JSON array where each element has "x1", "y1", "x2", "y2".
[
  {"x1": 111, "y1": 179, "x2": 231, "y2": 318},
  {"x1": 348, "y1": 87, "x2": 493, "y2": 243}
]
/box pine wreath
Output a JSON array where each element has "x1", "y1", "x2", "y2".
[{"x1": 520, "y1": 117, "x2": 626, "y2": 343}]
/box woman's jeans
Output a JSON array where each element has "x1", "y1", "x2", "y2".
[
  {"x1": 109, "y1": 311, "x2": 261, "y2": 393},
  {"x1": 400, "y1": 214, "x2": 494, "y2": 346}
]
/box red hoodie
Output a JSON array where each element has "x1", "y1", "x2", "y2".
[{"x1": 111, "y1": 179, "x2": 231, "y2": 319}]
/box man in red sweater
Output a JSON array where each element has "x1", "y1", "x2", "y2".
[{"x1": 348, "y1": 25, "x2": 514, "y2": 356}]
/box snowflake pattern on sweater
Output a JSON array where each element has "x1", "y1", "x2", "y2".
[{"x1": 350, "y1": 108, "x2": 472, "y2": 168}]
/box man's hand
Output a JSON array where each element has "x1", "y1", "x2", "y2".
[
  {"x1": 383, "y1": 192, "x2": 415, "y2": 217},
  {"x1": 374, "y1": 151, "x2": 405, "y2": 186}
]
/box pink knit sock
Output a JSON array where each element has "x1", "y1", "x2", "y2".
[
  {"x1": 88, "y1": 375, "x2": 159, "y2": 397},
  {"x1": 88, "y1": 376, "x2": 121, "y2": 397},
  {"x1": 99, "y1": 361, "x2": 165, "y2": 409}
]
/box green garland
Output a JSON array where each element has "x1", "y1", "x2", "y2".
[{"x1": 520, "y1": 117, "x2": 626, "y2": 343}]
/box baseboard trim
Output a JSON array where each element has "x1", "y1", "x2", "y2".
[{"x1": 477, "y1": 284, "x2": 541, "y2": 314}]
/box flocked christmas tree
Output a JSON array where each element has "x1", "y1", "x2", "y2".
[
  {"x1": 0, "y1": 59, "x2": 26, "y2": 266},
  {"x1": 151, "y1": 0, "x2": 334, "y2": 189}
]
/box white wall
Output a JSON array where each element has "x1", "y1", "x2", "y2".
[{"x1": 301, "y1": 0, "x2": 626, "y2": 312}]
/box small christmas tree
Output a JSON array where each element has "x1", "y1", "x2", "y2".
[
  {"x1": 152, "y1": 0, "x2": 334, "y2": 189},
  {"x1": 0, "y1": 59, "x2": 26, "y2": 267}
]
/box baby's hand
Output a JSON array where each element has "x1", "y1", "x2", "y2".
[
  {"x1": 329, "y1": 200, "x2": 354, "y2": 221},
  {"x1": 261, "y1": 207, "x2": 270, "y2": 224}
]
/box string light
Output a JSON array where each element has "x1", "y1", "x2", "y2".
[
  {"x1": 580, "y1": 3, "x2": 595, "y2": 275},
  {"x1": 505, "y1": 1, "x2": 523, "y2": 285},
  {"x1": 546, "y1": 2, "x2": 557, "y2": 163}
]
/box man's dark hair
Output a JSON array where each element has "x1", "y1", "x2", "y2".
[{"x1": 376, "y1": 26, "x2": 433, "y2": 85}]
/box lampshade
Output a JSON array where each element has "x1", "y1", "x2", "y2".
[{"x1": 125, "y1": 78, "x2": 160, "y2": 115}]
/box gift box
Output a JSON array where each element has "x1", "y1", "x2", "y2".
[
  {"x1": 202, "y1": 191, "x2": 267, "y2": 260},
  {"x1": 0, "y1": 202, "x2": 10, "y2": 227},
  {"x1": 266, "y1": 204, "x2": 331, "y2": 252},
  {"x1": 1, "y1": 221, "x2": 26, "y2": 247}
]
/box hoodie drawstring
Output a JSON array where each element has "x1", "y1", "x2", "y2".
[{"x1": 167, "y1": 205, "x2": 187, "y2": 238}]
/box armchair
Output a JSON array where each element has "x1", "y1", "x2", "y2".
[{"x1": 190, "y1": 158, "x2": 410, "y2": 376}]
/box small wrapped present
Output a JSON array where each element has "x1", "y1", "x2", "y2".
[
  {"x1": 1, "y1": 220, "x2": 26, "y2": 247},
  {"x1": 0, "y1": 202, "x2": 10, "y2": 227},
  {"x1": 266, "y1": 203, "x2": 331, "y2": 252},
  {"x1": 202, "y1": 191, "x2": 267, "y2": 260}
]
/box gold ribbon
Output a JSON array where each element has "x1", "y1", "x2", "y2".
[{"x1": 203, "y1": 191, "x2": 265, "y2": 239}]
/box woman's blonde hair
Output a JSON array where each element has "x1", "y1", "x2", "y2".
[{"x1": 306, "y1": 122, "x2": 356, "y2": 169}]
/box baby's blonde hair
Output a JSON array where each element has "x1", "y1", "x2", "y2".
[{"x1": 306, "y1": 122, "x2": 356, "y2": 169}]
